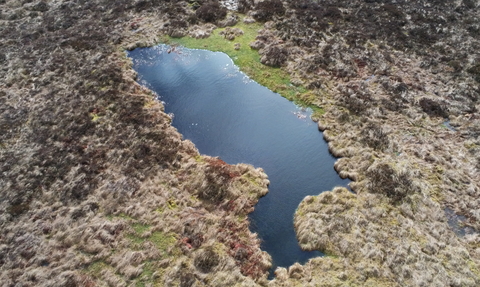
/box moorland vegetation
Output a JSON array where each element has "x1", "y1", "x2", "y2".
[{"x1": 1, "y1": 0, "x2": 479, "y2": 286}]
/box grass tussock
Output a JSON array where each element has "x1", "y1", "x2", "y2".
[
  {"x1": 0, "y1": 1, "x2": 274, "y2": 285},
  {"x1": 292, "y1": 187, "x2": 480, "y2": 286},
  {"x1": 1, "y1": 0, "x2": 480, "y2": 285}
]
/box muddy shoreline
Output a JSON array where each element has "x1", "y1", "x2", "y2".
[{"x1": 1, "y1": 0, "x2": 479, "y2": 286}]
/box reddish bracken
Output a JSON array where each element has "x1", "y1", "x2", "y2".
[
  {"x1": 206, "y1": 158, "x2": 241, "y2": 179},
  {"x1": 354, "y1": 58, "x2": 367, "y2": 69}
]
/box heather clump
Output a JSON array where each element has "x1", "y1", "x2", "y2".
[
  {"x1": 195, "y1": 1, "x2": 227, "y2": 23},
  {"x1": 252, "y1": 0, "x2": 285, "y2": 22},
  {"x1": 197, "y1": 158, "x2": 237, "y2": 203},
  {"x1": 467, "y1": 64, "x2": 480, "y2": 83},
  {"x1": 0, "y1": 0, "x2": 273, "y2": 285},
  {"x1": 194, "y1": 247, "x2": 220, "y2": 273},
  {"x1": 366, "y1": 162, "x2": 420, "y2": 204},
  {"x1": 419, "y1": 97, "x2": 449, "y2": 118},
  {"x1": 237, "y1": 0, "x2": 254, "y2": 13},
  {"x1": 259, "y1": 44, "x2": 288, "y2": 67},
  {"x1": 1, "y1": 0, "x2": 480, "y2": 285},
  {"x1": 361, "y1": 122, "x2": 390, "y2": 152},
  {"x1": 338, "y1": 83, "x2": 374, "y2": 115}
]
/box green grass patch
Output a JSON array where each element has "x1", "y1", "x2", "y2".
[
  {"x1": 468, "y1": 259, "x2": 480, "y2": 277},
  {"x1": 150, "y1": 231, "x2": 177, "y2": 253},
  {"x1": 107, "y1": 212, "x2": 134, "y2": 221},
  {"x1": 127, "y1": 223, "x2": 152, "y2": 246},
  {"x1": 311, "y1": 105, "x2": 326, "y2": 120},
  {"x1": 237, "y1": 214, "x2": 246, "y2": 222},
  {"x1": 127, "y1": 234, "x2": 146, "y2": 246},
  {"x1": 134, "y1": 261, "x2": 156, "y2": 287},
  {"x1": 242, "y1": 173, "x2": 260, "y2": 187},
  {"x1": 167, "y1": 198, "x2": 178, "y2": 210},
  {"x1": 163, "y1": 15, "x2": 323, "y2": 112},
  {"x1": 127, "y1": 226, "x2": 178, "y2": 257},
  {"x1": 132, "y1": 223, "x2": 151, "y2": 235},
  {"x1": 87, "y1": 260, "x2": 111, "y2": 278}
]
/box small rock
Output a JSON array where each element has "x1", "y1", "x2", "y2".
[
  {"x1": 234, "y1": 43, "x2": 241, "y2": 50},
  {"x1": 220, "y1": 0, "x2": 238, "y2": 11},
  {"x1": 243, "y1": 16, "x2": 255, "y2": 24}
]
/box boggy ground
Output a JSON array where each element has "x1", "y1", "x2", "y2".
[
  {"x1": 0, "y1": 0, "x2": 272, "y2": 286},
  {"x1": 1, "y1": 0, "x2": 479, "y2": 286},
  {"x1": 253, "y1": 0, "x2": 480, "y2": 286}
]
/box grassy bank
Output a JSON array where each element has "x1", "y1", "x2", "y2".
[{"x1": 163, "y1": 16, "x2": 324, "y2": 117}]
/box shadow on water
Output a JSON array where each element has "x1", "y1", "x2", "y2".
[{"x1": 128, "y1": 45, "x2": 350, "y2": 278}]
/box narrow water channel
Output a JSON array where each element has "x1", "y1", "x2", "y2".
[{"x1": 128, "y1": 45, "x2": 350, "y2": 275}]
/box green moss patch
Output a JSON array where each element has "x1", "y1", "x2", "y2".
[
  {"x1": 132, "y1": 223, "x2": 151, "y2": 235},
  {"x1": 107, "y1": 212, "x2": 134, "y2": 221},
  {"x1": 150, "y1": 231, "x2": 177, "y2": 254},
  {"x1": 134, "y1": 261, "x2": 156, "y2": 287},
  {"x1": 87, "y1": 260, "x2": 110, "y2": 277}
]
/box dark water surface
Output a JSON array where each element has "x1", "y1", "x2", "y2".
[{"x1": 128, "y1": 45, "x2": 349, "y2": 275}]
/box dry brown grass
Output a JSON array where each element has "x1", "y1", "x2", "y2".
[
  {"x1": 293, "y1": 187, "x2": 479, "y2": 286},
  {"x1": 0, "y1": 1, "x2": 273, "y2": 286},
  {"x1": 1, "y1": 0, "x2": 480, "y2": 286}
]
